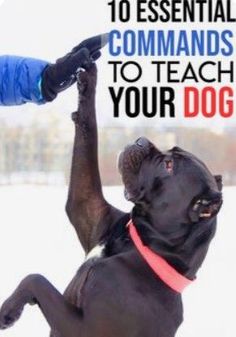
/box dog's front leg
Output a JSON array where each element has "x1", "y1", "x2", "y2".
[
  {"x1": 66, "y1": 65, "x2": 124, "y2": 253},
  {"x1": 0, "y1": 275, "x2": 82, "y2": 336}
]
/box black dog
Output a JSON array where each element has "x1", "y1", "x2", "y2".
[{"x1": 0, "y1": 65, "x2": 222, "y2": 337}]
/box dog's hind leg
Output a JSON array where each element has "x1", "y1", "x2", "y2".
[
  {"x1": 66, "y1": 65, "x2": 124, "y2": 253},
  {"x1": 0, "y1": 274, "x2": 83, "y2": 337}
]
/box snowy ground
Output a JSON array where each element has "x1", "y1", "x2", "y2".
[{"x1": 0, "y1": 185, "x2": 235, "y2": 337}]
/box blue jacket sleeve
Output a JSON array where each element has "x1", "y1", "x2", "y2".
[{"x1": 0, "y1": 55, "x2": 49, "y2": 106}]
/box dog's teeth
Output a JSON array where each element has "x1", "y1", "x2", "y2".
[{"x1": 200, "y1": 212, "x2": 211, "y2": 218}]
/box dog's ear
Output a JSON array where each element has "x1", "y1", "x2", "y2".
[
  {"x1": 189, "y1": 191, "x2": 223, "y2": 223},
  {"x1": 214, "y1": 175, "x2": 223, "y2": 191}
]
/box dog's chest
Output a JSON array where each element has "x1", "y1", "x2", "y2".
[
  {"x1": 63, "y1": 246, "x2": 106, "y2": 307},
  {"x1": 63, "y1": 231, "x2": 127, "y2": 308},
  {"x1": 63, "y1": 252, "x2": 183, "y2": 337},
  {"x1": 85, "y1": 244, "x2": 105, "y2": 260}
]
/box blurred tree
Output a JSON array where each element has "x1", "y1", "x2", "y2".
[{"x1": 0, "y1": 119, "x2": 235, "y2": 186}]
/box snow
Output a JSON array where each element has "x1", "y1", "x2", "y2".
[{"x1": 0, "y1": 185, "x2": 235, "y2": 337}]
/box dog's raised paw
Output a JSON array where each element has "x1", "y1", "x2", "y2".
[
  {"x1": 0, "y1": 300, "x2": 23, "y2": 330},
  {"x1": 77, "y1": 71, "x2": 88, "y2": 94},
  {"x1": 77, "y1": 64, "x2": 97, "y2": 94}
]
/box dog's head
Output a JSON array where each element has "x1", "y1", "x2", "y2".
[
  {"x1": 118, "y1": 137, "x2": 222, "y2": 277},
  {"x1": 118, "y1": 137, "x2": 222, "y2": 226}
]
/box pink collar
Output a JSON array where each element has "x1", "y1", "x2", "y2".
[{"x1": 127, "y1": 220, "x2": 193, "y2": 293}]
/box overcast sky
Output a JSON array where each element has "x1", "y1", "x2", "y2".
[{"x1": 0, "y1": 0, "x2": 235, "y2": 130}]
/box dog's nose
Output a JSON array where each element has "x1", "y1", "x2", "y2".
[{"x1": 135, "y1": 137, "x2": 149, "y2": 148}]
